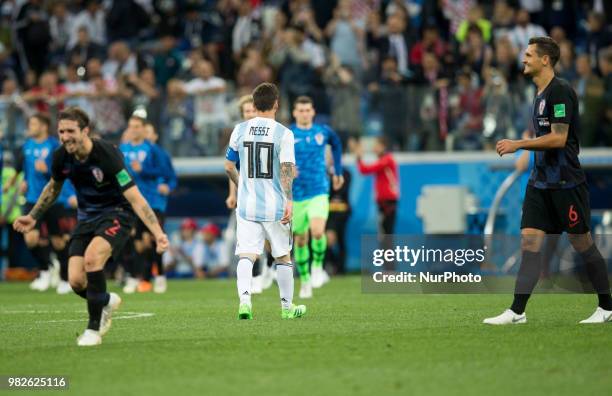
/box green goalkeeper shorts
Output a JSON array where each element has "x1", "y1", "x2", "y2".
[{"x1": 292, "y1": 194, "x2": 329, "y2": 235}]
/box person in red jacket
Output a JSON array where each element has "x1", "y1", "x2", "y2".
[{"x1": 353, "y1": 136, "x2": 400, "y2": 235}]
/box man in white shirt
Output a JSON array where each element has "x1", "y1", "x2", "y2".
[
  {"x1": 224, "y1": 82, "x2": 306, "y2": 320},
  {"x1": 182, "y1": 59, "x2": 228, "y2": 155}
]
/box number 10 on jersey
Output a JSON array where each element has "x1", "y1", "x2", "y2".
[{"x1": 243, "y1": 142, "x2": 274, "y2": 179}]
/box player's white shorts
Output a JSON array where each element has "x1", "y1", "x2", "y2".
[{"x1": 235, "y1": 215, "x2": 292, "y2": 258}]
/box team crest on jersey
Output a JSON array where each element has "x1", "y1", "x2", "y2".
[
  {"x1": 314, "y1": 133, "x2": 324, "y2": 145},
  {"x1": 92, "y1": 167, "x2": 104, "y2": 183},
  {"x1": 538, "y1": 99, "x2": 546, "y2": 115},
  {"x1": 41, "y1": 148, "x2": 49, "y2": 158}
]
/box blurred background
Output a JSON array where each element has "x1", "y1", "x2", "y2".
[{"x1": 0, "y1": 0, "x2": 611, "y2": 277}]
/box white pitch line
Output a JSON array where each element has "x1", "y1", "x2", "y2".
[
  {"x1": 37, "y1": 312, "x2": 155, "y2": 323},
  {"x1": 0, "y1": 310, "x2": 154, "y2": 322}
]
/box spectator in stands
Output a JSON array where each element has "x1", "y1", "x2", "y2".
[
  {"x1": 556, "y1": 40, "x2": 578, "y2": 82},
  {"x1": 15, "y1": 0, "x2": 51, "y2": 76},
  {"x1": 102, "y1": 41, "x2": 138, "y2": 81},
  {"x1": 63, "y1": 64, "x2": 94, "y2": 118},
  {"x1": 200, "y1": 223, "x2": 229, "y2": 278},
  {"x1": 326, "y1": 0, "x2": 366, "y2": 76},
  {"x1": 125, "y1": 68, "x2": 161, "y2": 125},
  {"x1": 69, "y1": 0, "x2": 106, "y2": 48},
  {"x1": 105, "y1": 0, "x2": 149, "y2": 43},
  {"x1": 67, "y1": 26, "x2": 105, "y2": 69},
  {"x1": 458, "y1": 24, "x2": 493, "y2": 79},
  {"x1": 180, "y1": 59, "x2": 228, "y2": 155},
  {"x1": 374, "y1": 12, "x2": 416, "y2": 76},
  {"x1": 324, "y1": 56, "x2": 362, "y2": 147},
  {"x1": 163, "y1": 218, "x2": 204, "y2": 279},
  {"x1": 368, "y1": 56, "x2": 409, "y2": 150},
  {"x1": 49, "y1": 1, "x2": 73, "y2": 62},
  {"x1": 236, "y1": 45, "x2": 273, "y2": 95},
  {"x1": 482, "y1": 68, "x2": 515, "y2": 150},
  {"x1": 88, "y1": 72, "x2": 128, "y2": 141},
  {"x1": 0, "y1": 78, "x2": 27, "y2": 148},
  {"x1": 451, "y1": 67, "x2": 484, "y2": 150},
  {"x1": 23, "y1": 70, "x2": 66, "y2": 114},
  {"x1": 413, "y1": 51, "x2": 452, "y2": 151},
  {"x1": 598, "y1": 46, "x2": 612, "y2": 146},
  {"x1": 153, "y1": 34, "x2": 183, "y2": 88},
  {"x1": 455, "y1": 4, "x2": 492, "y2": 43},
  {"x1": 490, "y1": 36, "x2": 522, "y2": 86},
  {"x1": 232, "y1": 0, "x2": 261, "y2": 60},
  {"x1": 162, "y1": 78, "x2": 196, "y2": 156},
  {"x1": 410, "y1": 24, "x2": 447, "y2": 67},
  {"x1": 269, "y1": 24, "x2": 322, "y2": 109},
  {"x1": 508, "y1": 8, "x2": 546, "y2": 62},
  {"x1": 582, "y1": 12, "x2": 611, "y2": 68},
  {"x1": 574, "y1": 54, "x2": 605, "y2": 147},
  {"x1": 491, "y1": 0, "x2": 516, "y2": 41}
]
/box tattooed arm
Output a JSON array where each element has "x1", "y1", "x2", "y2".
[
  {"x1": 13, "y1": 178, "x2": 64, "y2": 233},
  {"x1": 279, "y1": 162, "x2": 294, "y2": 224},
  {"x1": 123, "y1": 185, "x2": 169, "y2": 253},
  {"x1": 224, "y1": 160, "x2": 240, "y2": 186},
  {"x1": 497, "y1": 124, "x2": 568, "y2": 156},
  {"x1": 280, "y1": 162, "x2": 294, "y2": 201},
  {"x1": 30, "y1": 178, "x2": 64, "y2": 220}
]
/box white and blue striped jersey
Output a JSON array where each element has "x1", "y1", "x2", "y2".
[{"x1": 226, "y1": 117, "x2": 295, "y2": 222}]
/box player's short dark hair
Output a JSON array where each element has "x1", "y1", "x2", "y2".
[
  {"x1": 58, "y1": 107, "x2": 90, "y2": 130},
  {"x1": 528, "y1": 36, "x2": 560, "y2": 67},
  {"x1": 293, "y1": 96, "x2": 314, "y2": 109},
  {"x1": 30, "y1": 113, "x2": 50, "y2": 129},
  {"x1": 252, "y1": 82, "x2": 279, "y2": 112}
]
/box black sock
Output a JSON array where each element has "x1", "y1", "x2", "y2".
[
  {"x1": 72, "y1": 287, "x2": 87, "y2": 300},
  {"x1": 31, "y1": 246, "x2": 50, "y2": 271},
  {"x1": 57, "y1": 247, "x2": 69, "y2": 281},
  {"x1": 153, "y1": 251, "x2": 164, "y2": 276},
  {"x1": 579, "y1": 244, "x2": 612, "y2": 310},
  {"x1": 86, "y1": 270, "x2": 110, "y2": 331},
  {"x1": 143, "y1": 248, "x2": 154, "y2": 282},
  {"x1": 511, "y1": 251, "x2": 542, "y2": 314}
]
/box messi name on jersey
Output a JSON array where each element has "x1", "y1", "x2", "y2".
[{"x1": 249, "y1": 126, "x2": 270, "y2": 136}]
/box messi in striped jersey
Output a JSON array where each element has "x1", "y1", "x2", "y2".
[{"x1": 225, "y1": 82, "x2": 306, "y2": 320}]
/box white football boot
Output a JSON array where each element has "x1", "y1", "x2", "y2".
[
  {"x1": 153, "y1": 275, "x2": 167, "y2": 294},
  {"x1": 299, "y1": 280, "x2": 313, "y2": 299},
  {"x1": 122, "y1": 277, "x2": 139, "y2": 294},
  {"x1": 56, "y1": 280, "x2": 72, "y2": 295},
  {"x1": 99, "y1": 293, "x2": 122, "y2": 336},
  {"x1": 77, "y1": 329, "x2": 102, "y2": 346},
  {"x1": 30, "y1": 270, "x2": 51, "y2": 291},
  {"x1": 483, "y1": 309, "x2": 526, "y2": 325},
  {"x1": 579, "y1": 307, "x2": 612, "y2": 324}
]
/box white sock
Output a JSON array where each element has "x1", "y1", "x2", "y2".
[
  {"x1": 276, "y1": 262, "x2": 294, "y2": 310},
  {"x1": 237, "y1": 258, "x2": 254, "y2": 305}
]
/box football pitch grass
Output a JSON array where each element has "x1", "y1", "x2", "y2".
[{"x1": 1, "y1": 276, "x2": 610, "y2": 396}]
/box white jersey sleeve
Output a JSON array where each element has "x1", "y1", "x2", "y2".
[
  {"x1": 279, "y1": 128, "x2": 295, "y2": 164},
  {"x1": 228, "y1": 125, "x2": 240, "y2": 152}
]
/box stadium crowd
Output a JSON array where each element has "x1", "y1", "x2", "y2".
[{"x1": 0, "y1": 0, "x2": 610, "y2": 155}]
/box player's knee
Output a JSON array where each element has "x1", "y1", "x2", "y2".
[
  {"x1": 83, "y1": 252, "x2": 104, "y2": 272},
  {"x1": 568, "y1": 233, "x2": 593, "y2": 253},
  {"x1": 68, "y1": 273, "x2": 86, "y2": 291},
  {"x1": 295, "y1": 233, "x2": 308, "y2": 246}
]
